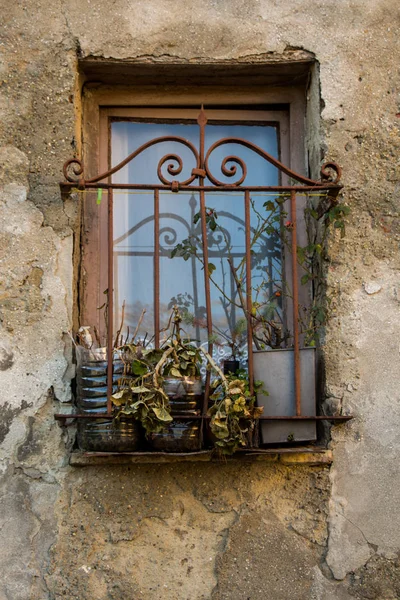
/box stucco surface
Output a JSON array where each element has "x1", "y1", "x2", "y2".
[
  {"x1": 0, "y1": 0, "x2": 399, "y2": 598},
  {"x1": 45, "y1": 463, "x2": 330, "y2": 599}
]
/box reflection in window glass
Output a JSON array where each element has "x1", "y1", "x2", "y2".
[{"x1": 111, "y1": 119, "x2": 283, "y2": 357}]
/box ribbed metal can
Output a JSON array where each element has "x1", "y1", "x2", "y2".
[{"x1": 75, "y1": 348, "x2": 141, "y2": 452}]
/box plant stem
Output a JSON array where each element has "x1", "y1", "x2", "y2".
[
  {"x1": 113, "y1": 300, "x2": 126, "y2": 349},
  {"x1": 131, "y1": 308, "x2": 146, "y2": 343},
  {"x1": 153, "y1": 346, "x2": 175, "y2": 399},
  {"x1": 227, "y1": 257, "x2": 263, "y2": 351},
  {"x1": 198, "y1": 347, "x2": 229, "y2": 393}
]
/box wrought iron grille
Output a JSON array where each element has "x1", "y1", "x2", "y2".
[{"x1": 56, "y1": 107, "x2": 351, "y2": 444}]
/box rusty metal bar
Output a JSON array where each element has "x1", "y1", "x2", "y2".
[
  {"x1": 244, "y1": 190, "x2": 254, "y2": 396},
  {"x1": 106, "y1": 189, "x2": 114, "y2": 417},
  {"x1": 258, "y1": 416, "x2": 353, "y2": 421},
  {"x1": 61, "y1": 182, "x2": 342, "y2": 194},
  {"x1": 63, "y1": 149, "x2": 341, "y2": 189},
  {"x1": 198, "y1": 108, "x2": 213, "y2": 417},
  {"x1": 290, "y1": 190, "x2": 301, "y2": 416},
  {"x1": 54, "y1": 413, "x2": 353, "y2": 422},
  {"x1": 154, "y1": 189, "x2": 160, "y2": 348}
]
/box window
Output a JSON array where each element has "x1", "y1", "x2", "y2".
[
  {"x1": 96, "y1": 107, "x2": 291, "y2": 348},
  {"x1": 57, "y1": 75, "x2": 351, "y2": 455},
  {"x1": 80, "y1": 87, "x2": 308, "y2": 340}
]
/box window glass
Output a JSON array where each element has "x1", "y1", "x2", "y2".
[{"x1": 111, "y1": 119, "x2": 283, "y2": 356}]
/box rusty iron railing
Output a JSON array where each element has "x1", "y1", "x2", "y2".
[{"x1": 55, "y1": 107, "x2": 352, "y2": 436}]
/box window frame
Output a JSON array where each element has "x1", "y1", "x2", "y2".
[
  {"x1": 56, "y1": 80, "x2": 351, "y2": 452},
  {"x1": 80, "y1": 86, "x2": 308, "y2": 333}
]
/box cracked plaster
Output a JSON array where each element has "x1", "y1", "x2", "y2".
[
  {"x1": 326, "y1": 269, "x2": 400, "y2": 580},
  {"x1": 0, "y1": 0, "x2": 399, "y2": 597},
  {"x1": 45, "y1": 463, "x2": 331, "y2": 599}
]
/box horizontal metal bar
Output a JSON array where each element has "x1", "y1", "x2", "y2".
[
  {"x1": 235, "y1": 446, "x2": 329, "y2": 453},
  {"x1": 61, "y1": 182, "x2": 342, "y2": 193},
  {"x1": 54, "y1": 413, "x2": 204, "y2": 421},
  {"x1": 258, "y1": 415, "x2": 353, "y2": 421},
  {"x1": 69, "y1": 190, "x2": 333, "y2": 197},
  {"x1": 76, "y1": 447, "x2": 328, "y2": 457},
  {"x1": 54, "y1": 413, "x2": 113, "y2": 420},
  {"x1": 54, "y1": 413, "x2": 353, "y2": 422}
]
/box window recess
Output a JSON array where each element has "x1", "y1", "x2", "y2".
[{"x1": 56, "y1": 105, "x2": 352, "y2": 457}]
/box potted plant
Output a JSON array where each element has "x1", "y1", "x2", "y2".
[
  {"x1": 111, "y1": 307, "x2": 203, "y2": 452},
  {"x1": 206, "y1": 366, "x2": 264, "y2": 454},
  {"x1": 72, "y1": 304, "x2": 144, "y2": 452},
  {"x1": 111, "y1": 307, "x2": 264, "y2": 454}
]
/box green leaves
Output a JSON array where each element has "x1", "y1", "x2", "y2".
[
  {"x1": 170, "y1": 237, "x2": 198, "y2": 261},
  {"x1": 297, "y1": 245, "x2": 306, "y2": 266},
  {"x1": 207, "y1": 262, "x2": 216, "y2": 277},
  {"x1": 112, "y1": 308, "x2": 204, "y2": 438},
  {"x1": 130, "y1": 385, "x2": 151, "y2": 394},
  {"x1": 170, "y1": 208, "x2": 221, "y2": 263},
  {"x1": 208, "y1": 215, "x2": 217, "y2": 231},
  {"x1": 326, "y1": 203, "x2": 351, "y2": 238},
  {"x1": 210, "y1": 418, "x2": 230, "y2": 440},
  {"x1": 207, "y1": 370, "x2": 264, "y2": 455},
  {"x1": 263, "y1": 200, "x2": 276, "y2": 212},
  {"x1": 111, "y1": 388, "x2": 131, "y2": 406},
  {"x1": 142, "y1": 348, "x2": 164, "y2": 365},
  {"x1": 131, "y1": 360, "x2": 148, "y2": 376},
  {"x1": 169, "y1": 367, "x2": 182, "y2": 378}
]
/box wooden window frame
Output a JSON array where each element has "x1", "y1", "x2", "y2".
[{"x1": 80, "y1": 86, "x2": 307, "y2": 332}]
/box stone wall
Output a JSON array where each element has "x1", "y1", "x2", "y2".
[{"x1": 0, "y1": 1, "x2": 399, "y2": 598}]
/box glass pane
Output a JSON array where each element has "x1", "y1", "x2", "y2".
[
  {"x1": 112, "y1": 121, "x2": 199, "y2": 186},
  {"x1": 159, "y1": 191, "x2": 206, "y2": 343},
  {"x1": 112, "y1": 190, "x2": 155, "y2": 339},
  {"x1": 111, "y1": 118, "x2": 282, "y2": 356},
  {"x1": 205, "y1": 123, "x2": 279, "y2": 186}
]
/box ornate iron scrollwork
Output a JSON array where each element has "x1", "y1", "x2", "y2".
[
  {"x1": 63, "y1": 158, "x2": 84, "y2": 183},
  {"x1": 62, "y1": 112, "x2": 342, "y2": 190},
  {"x1": 320, "y1": 162, "x2": 342, "y2": 184}
]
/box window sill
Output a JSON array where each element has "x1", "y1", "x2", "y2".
[{"x1": 69, "y1": 447, "x2": 333, "y2": 467}]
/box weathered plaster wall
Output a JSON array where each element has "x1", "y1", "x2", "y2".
[{"x1": 0, "y1": 1, "x2": 399, "y2": 598}]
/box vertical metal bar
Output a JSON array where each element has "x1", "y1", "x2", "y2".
[
  {"x1": 154, "y1": 190, "x2": 160, "y2": 348},
  {"x1": 290, "y1": 190, "x2": 301, "y2": 416},
  {"x1": 198, "y1": 107, "x2": 213, "y2": 416},
  {"x1": 189, "y1": 193, "x2": 201, "y2": 344},
  {"x1": 200, "y1": 196, "x2": 213, "y2": 417},
  {"x1": 107, "y1": 189, "x2": 114, "y2": 416},
  {"x1": 244, "y1": 190, "x2": 254, "y2": 396}
]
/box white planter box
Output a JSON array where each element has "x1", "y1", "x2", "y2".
[{"x1": 253, "y1": 347, "x2": 317, "y2": 444}]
